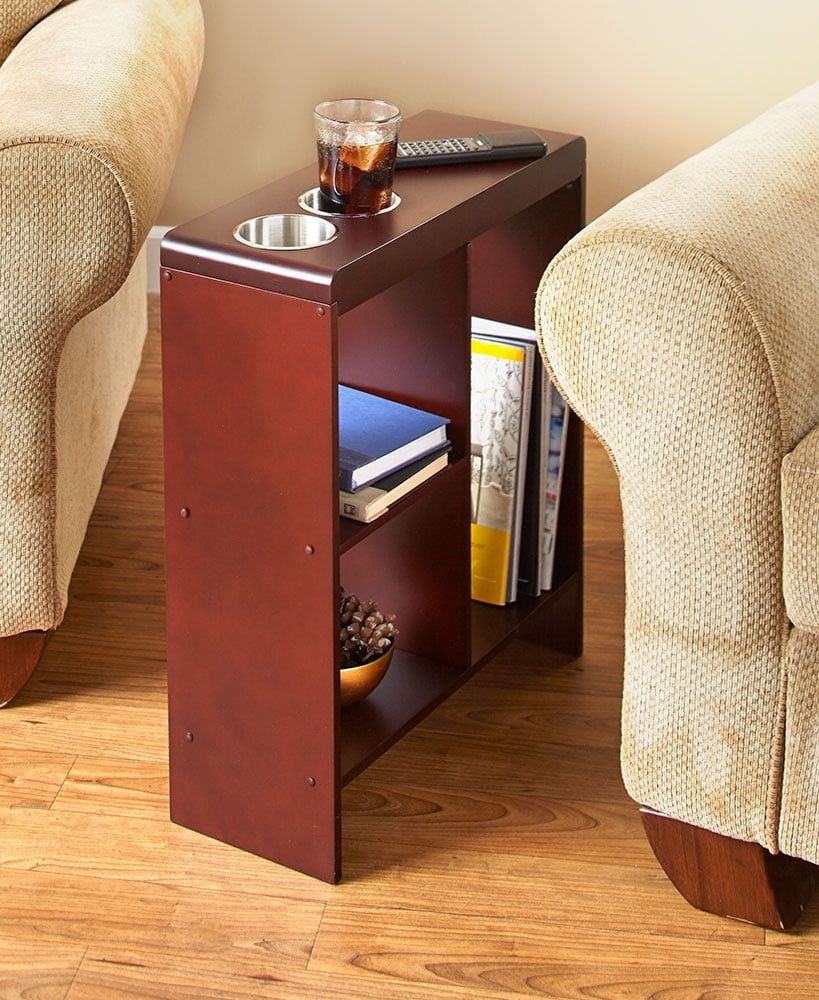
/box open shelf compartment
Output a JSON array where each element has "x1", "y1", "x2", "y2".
[
  {"x1": 339, "y1": 568, "x2": 582, "y2": 784},
  {"x1": 339, "y1": 459, "x2": 468, "y2": 554}
]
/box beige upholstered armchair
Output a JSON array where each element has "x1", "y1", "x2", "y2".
[
  {"x1": 537, "y1": 83, "x2": 819, "y2": 929},
  {"x1": 0, "y1": 0, "x2": 203, "y2": 705}
]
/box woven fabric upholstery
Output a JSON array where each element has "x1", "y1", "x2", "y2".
[
  {"x1": 561, "y1": 84, "x2": 819, "y2": 453},
  {"x1": 0, "y1": 0, "x2": 60, "y2": 65},
  {"x1": 779, "y1": 628, "x2": 819, "y2": 864},
  {"x1": 537, "y1": 83, "x2": 819, "y2": 854},
  {"x1": 54, "y1": 249, "x2": 148, "y2": 612},
  {"x1": 782, "y1": 426, "x2": 819, "y2": 633},
  {"x1": 0, "y1": 0, "x2": 203, "y2": 634},
  {"x1": 1, "y1": 0, "x2": 205, "y2": 258}
]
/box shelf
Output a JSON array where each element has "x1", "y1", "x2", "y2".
[
  {"x1": 339, "y1": 458, "x2": 466, "y2": 554},
  {"x1": 340, "y1": 571, "x2": 581, "y2": 785},
  {"x1": 471, "y1": 580, "x2": 577, "y2": 667},
  {"x1": 340, "y1": 649, "x2": 466, "y2": 785}
]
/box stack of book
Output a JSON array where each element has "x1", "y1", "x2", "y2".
[
  {"x1": 338, "y1": 385, "x2": 451, "y2": 524},
  {"x1": 470, "y1": 317, "x2": 569, "y2": 607}
]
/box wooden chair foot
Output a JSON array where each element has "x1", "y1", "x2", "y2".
[
  {"x1": 640, "y1": 808, "x2": 816, "y2": 930},
  {"x1": 0, "y1": 630, "x2": 50, "y2": 707}
]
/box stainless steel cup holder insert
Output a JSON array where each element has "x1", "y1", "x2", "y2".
[
  {"x1": 297, "y1": 188, "x2": 401, "y2": 218},
  {"x1": 233, "y1": 213, "x2": 338, "y2": 251}
]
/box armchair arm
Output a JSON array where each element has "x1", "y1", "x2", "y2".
[
  {"x1": 539, "y1": 239, "x2": 787, "y2": 851},
  {"x1": 0, "y1": 0, "x2": 203, "y2": 634},
  {"x1": 0, "y1": 0, "x2": 204, "y2": 269},
  {"x1": 537, "y1": 84, "x2": 819, "y2": 852}
]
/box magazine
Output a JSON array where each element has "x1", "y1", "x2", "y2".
[
  {"x1": 541, "y1": 387, "x2": 569, "y2": 590},
  {"x1": 469, "y1": 336, "x2": 532, "y2": 605}
]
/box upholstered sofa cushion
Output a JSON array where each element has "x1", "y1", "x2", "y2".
[
  {"x1": 782, "y1": 426, "x2": 819, "y2": 633},
  {"x1": 0, "y1": 0, "x2": 61, "y2": 64}
]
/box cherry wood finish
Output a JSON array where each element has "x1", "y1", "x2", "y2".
[
  {"x1": 470, "y1": 150, "x2": 586, "y2": 663},
  {"x1": 338, "y1": 245, "x2": 471, "y2": 672},
  {"x1": 342, "y1": 461, "x2": 471, "y2": 671},
  {"x1": 338, "y1": 245, "x2": 471, "y2": 461},
  {"x1": 161, "y1": 111, "x2": 585, "y2": 313},
  {"x1": 641, "y1": 808, "x2": 817, "y2": 929},
  {"x1": 161, "y1": 110, "x2": 586, "y2": 882},
  {"x1": 162, "y1": 273, "x2": 340, "y2": 883},
  {"x1": 0, "y1": 630, "x2": 50, "y2": 707},
  {"x1": 470, "y1": 175, "x2": 585, "y2": 330}
]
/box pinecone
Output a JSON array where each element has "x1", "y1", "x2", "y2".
[{"x1": 339, "y1": 588, "x2": 398, "y2": 667}]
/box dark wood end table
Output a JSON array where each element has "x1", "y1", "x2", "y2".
[{"x1": 160, "y1": 110, "x2": 586, "y2": 882}]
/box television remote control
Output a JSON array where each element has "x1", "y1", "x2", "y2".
[{"x1": 396, "y1": 128, "x2": 547, "y2": 169}]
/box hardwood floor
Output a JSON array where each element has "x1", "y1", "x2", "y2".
[{"x1": 1, "y1": 297, "x2": 817, "y2": 999}]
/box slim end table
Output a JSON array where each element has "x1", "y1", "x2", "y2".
[{"x1": 160, "y1": 110, "x2": 586, "y2": 882}]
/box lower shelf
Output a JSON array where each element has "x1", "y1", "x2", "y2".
[
  {"x1": 339, "y1": 573, "x2": 579, "y2": 785},
  {"x1": 471, "y1": 588, "x2": 569, "y2": 667},
  {"x1": 340, "y1": 650, "x2": 464, "y2": 785}
]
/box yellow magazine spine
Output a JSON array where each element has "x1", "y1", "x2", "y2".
[{"x1": 471, "y1": 523, "x2": 512, "y2": 605}]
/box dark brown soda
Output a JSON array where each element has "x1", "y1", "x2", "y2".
[{"x1": 317, "y1": 139, "x2": 397, "y2": 214}]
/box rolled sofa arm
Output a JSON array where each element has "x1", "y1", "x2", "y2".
[
  {"x1": 0, "y1": 0, "x2": 203, "y2": 634},
  {"x1": 537, "y1": 83, "x2": 819, "y2": 851},
  {"x1": 0, "y1": 0, "x2": 204, "y2": 269}
]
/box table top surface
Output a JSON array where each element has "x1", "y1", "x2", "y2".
[{"x1": 161, "y1": 110, "x2": 584, "y2": 313}]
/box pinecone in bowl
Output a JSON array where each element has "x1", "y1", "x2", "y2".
[{"x1": 339, "y1": 588, "x2": 398, "y2": 668}]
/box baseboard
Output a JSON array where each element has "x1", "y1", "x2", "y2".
[{"x1": 146, "y1": 225, "x2": 173, "y2": 294}]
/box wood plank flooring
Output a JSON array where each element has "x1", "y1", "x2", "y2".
[{"x1": 1, "y1": 297, "x2": 817, "y2": 999}]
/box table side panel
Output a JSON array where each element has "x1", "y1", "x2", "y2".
[{"x1": 161, "y1": 271, "x2": 341, "y2": 882}]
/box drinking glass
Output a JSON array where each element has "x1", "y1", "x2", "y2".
[{"x1": 314, "y1": 99, "x2": 401, "y2": 215}]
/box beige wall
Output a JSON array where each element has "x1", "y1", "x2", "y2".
[{"x1": 160, "y1": 0, "x2": 818, "y2": 226}]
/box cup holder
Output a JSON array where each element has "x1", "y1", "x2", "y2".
[
  {"x1": 297, "y1": 187, "x2": 401, "y2": 218},
  {"x1": 233, "y1": 213, "x2": 338, "y2": 251}
]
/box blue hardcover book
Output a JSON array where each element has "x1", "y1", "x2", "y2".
[{"x1": 339, "y1": 385, "x2": 450, "y2": 492}]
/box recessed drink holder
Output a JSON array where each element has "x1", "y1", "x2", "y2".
[
  {"x1": 298, "y1": 187, "x2": 401, "y2": 218},
  {"x1": 233, "y1": 213, "x2": 338, "y2": 251}
]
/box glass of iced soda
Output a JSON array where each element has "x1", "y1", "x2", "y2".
[{"x1": 314, "y1": 99, "x2": 401, "y2": 215}]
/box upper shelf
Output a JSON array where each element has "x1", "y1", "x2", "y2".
[
  {"x1": 339, "y1": 459, "x2": 466, "y2": 554},
  {"x1": 161, "y1": 110, "x2": 585, "y2": 314}
]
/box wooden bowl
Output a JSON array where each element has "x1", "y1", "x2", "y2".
[{"x1": 339, "y1": 646, "x2": 393, "y2": 708}]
